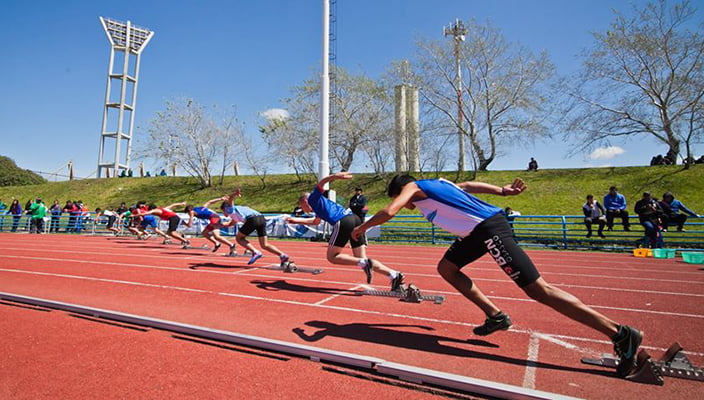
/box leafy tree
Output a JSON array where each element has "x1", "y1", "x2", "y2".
[
  {"x1": 408, "y1": 19, "x2": 555, "y2": 172},
  {"x1": 563, "y1": 0, "x2": 704, "y2": 167},
  {"x1": 0, "y1": 156, "x2": 46, "y2": 186}
]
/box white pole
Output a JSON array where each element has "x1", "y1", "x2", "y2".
[{"x1": 319, "y1": 0, "x2": 330, "y2": 182}]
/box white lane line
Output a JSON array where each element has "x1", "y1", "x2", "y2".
[
  {"x1": 3, "y1": 254, "x2": 704, "y2": 319},
  {"x1": 2, "y1": 267, "x2": 704, "y2": 357},
  {"x1": 315, "y1": 284, "x2": 365, "y2": 305},
  {"x1": 522, "y1": 334, "x2": 540, "y2": 390}
]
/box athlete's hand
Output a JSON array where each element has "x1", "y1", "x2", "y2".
[
  {"x1": 503, "y1": 178, "x2": 526, "y2": 196},
  {"x1": 351, "y1": 226, "x2": 365, "y2": 240},
  {"x1": 331, "y1": 171, "x2": 353, "y2": 180}
]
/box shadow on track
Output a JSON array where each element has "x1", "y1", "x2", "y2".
[
  {"x1": 251, "y1": 279, "x2": 359, "y2": 297},
  {"x1": 292, "y1": 320, "x2": 614, "y2": 378}
]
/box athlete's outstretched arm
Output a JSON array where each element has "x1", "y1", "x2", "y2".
[
  {"x1": 165, "y1": 201, "x2": 187, "y2": 210},
  {"x1": 286, "y1": 216, "x2": 321, "y2": 226},
  {"x1": 352, "y1": 182, "x2": 423, "y2": 240},
  {"x1": 203, "y1": 197, "x2": 226, "y2": 208},
  {"x1": 224, "y1": 188, "x2": 242, "y2": 204},
  {"x1": 316, "y1": 172, "x2": 353, "y2": 191},
  {"x1": 457, "y1": 178, "x2": 526, "y2": 196}
]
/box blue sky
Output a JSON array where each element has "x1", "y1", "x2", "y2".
[{"x1": 1, "y1": 0, "x2": 701, "y2": 179}]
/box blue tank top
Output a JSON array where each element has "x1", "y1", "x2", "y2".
[
  {"x1": 193, "y1": 206, "x2": 215, "y2": 219},
  {"x1": 413, "y1": 179, "x2": 502, "y2": 237},
  {"x1": 308, "y1": 186, "x2": 350, "y2": 224},
  {"x1": 224, "y1": 205, "x2": 261, "y2": 223}
]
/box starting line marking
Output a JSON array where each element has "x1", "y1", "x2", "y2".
[{"x1": 0, "y1": 291, "x2": 581, "y2": 400}]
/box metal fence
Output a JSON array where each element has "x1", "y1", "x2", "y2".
[{"x1": 1, "y1": 212, "x2": 702, "y2": 252}]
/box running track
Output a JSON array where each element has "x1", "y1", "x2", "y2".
[{"x1": 1, "y1": 233, "x2": 702, "y2": 399}]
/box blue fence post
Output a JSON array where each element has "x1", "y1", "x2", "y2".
[
  {"x1": 561, "y1": 216, "x2": 568, "y2": 249},
  {"x1": 431, "y1": 224, "x2": 436, "y2": 245}
]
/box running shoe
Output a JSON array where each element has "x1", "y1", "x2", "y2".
[
  {"x1": 473, "y1": 312, "x2": 512, "y2": 336},
  {"x1": 280, "y1": 254, "x2": 290, "y2": 263},
  {"x1": 363, "y1": 259, "x2": 373, "y2": 284},
  {"x1": 613, "y1": 325, "x2": 643, "y2": 378},
  {"x1": 247, "y1": 252, "x2": 263, "y2": 265},
  {"x1": 212, "y1": 243, "x2": 221, "y2": 253},
  {"x1": 390, "y1": 272, "x2": 405, "y2": 291}
]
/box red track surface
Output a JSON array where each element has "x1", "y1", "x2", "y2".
[{"x1": 1, "y1": 233, "x2": 703, "y2": 399}]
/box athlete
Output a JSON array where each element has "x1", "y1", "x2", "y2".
[
  {"x1": 137, "y1": 213, "x2": 169, "y2": 241},
  {"x1": 287, "y1": 172, "x2": 404, "y2": 291},
  {"x1": 220, "y1": 189, "x2": 290, "y2": 265},
  {"x1": 95, "y1": 207, "x2": 120, "y2": 235},
  {"x1": 351, "y1": 175, "x2": 643, "y2": 378},
  {"x1": 139, "y1": 202, "x2": 190, "y2": 246},
  {"x1": 184, "y1": 197, "x2": 236, "y2": 254}
]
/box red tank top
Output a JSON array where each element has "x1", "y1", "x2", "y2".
[{"x1": 158, "y1": 208, "x2": 177, "y2": 220}]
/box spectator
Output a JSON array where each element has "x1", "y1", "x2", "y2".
[
  {"x1": 75, "y1": 200, "x2": 88, "y2": 233},
  {"x1": 583, "y1": 195, "x2": 606, "y2": 238},
  {"x1": 527, "y1": 157, "x2": 538, "y2": 171},
  {"x1": 504, "y1": 207, "x2": 521, "y2": 237},
  {"x1": 603, "y1": 186, "x2": 631, "y2": 231},
  {"x1": 348, "y1": 187, "x2": 368, "y2": 220},
  {"x1": 695, "y1": 155, "x2": 704, "y2": 164},
  {"x1": 0, "y1": 199, "x2": 6, "y2": 212},
  {"x1": 9, "y1": 199, "x2": 22, "y2": 232},
  {"x1": 62, "y1": 200, "x2": 77, "y2": 232},
  {"x1": 116, "y1": 202, "x2": 128, "y2": 215},
  {"x1": 159, "y1": 169, "x2": 167, "y2": 176},
  {"x1": 292, "y1": 204, "x2": 305, "y2": 217},
  {"x1": 28, "y1": 198, "x2": 47, "y2": 234},
  {"x1": 634, "y1": 192, "x2": 665, "y2": 249},
  {"x1": 49, "y1": 199, "x2": 62, "y2": 232},
  {"x1": 660, "y1": 192, "x2": 699, "y2": 232}
]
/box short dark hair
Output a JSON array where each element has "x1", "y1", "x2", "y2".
[
  {"x1": 387, "y1": 174, "x2": 417, "y2": 197},
  {"x1": 586, "y1": 194, "x2": 593, "y2": 199},
  {"x1": 609, "y1": 186, "x2": 617, "y2": 191}
]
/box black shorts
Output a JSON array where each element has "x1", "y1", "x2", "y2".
[
  {"x1": 329, "y1": 214, "x2": 367, "y2": 248},
  {"x1": 167, "y1": 215, "x2": 181, "y2": 232},
  {"x1": 239, "y1": 215, "x2": 267, "y2": 237},
  {"x1": 106, "y1": 215, "x2": 117, "y2": 229},
  {"x1": 443, "y1": 213, "x2": 540, "y2": 287}
]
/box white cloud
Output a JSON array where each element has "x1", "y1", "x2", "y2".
[
  {"x1": 589, "y1": 146, "x2": 625, "y2": 160},
  {"x1": 260, "y1": 108, "x2": 290, "y2": 121}
]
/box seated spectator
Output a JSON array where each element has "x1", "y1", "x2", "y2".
[
  {"x1": 527, "y1": 157, "x2": 538, "y2": 171},
  {"x1": 603, "y1": 186, "x2": 631, "y2": 231},
  {"x1": 582, "y1": 195, "x2": 606, "y2": 238},
  {"x1": 695, "y1": 155, "x2": 704, "y2": 164},
  {"x1": 159, "y1": 169, "x2": 167, "y2": 176},
  {"x1": 660, "y1": 192, "x2": 699, "y2": 232},
  {"x1": 634, "y1": 192, "x2": 665, "y2": 248}
]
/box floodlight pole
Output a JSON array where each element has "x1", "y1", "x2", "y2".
[
  {"x1": 319, "y1": 0, "x2": 330, "y2": 182},
  {"x1": 444, "y1": 19, "x2": 467, "y2": 172},
  {"x1": 97, "y1": 17, "x2": 154, "y2": 178}
]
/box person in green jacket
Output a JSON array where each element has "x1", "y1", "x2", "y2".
[{"x1": 28, "y1": 198, "x2": 47, "y2": 234}]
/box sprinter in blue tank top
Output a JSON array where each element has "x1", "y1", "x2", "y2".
[
  {"x1": 184, "y1": 197, "x2": 236, "y2": 255},
  {"x1": 352, "y1": 175, "x2": 643, "y2": 379},
  {"x1": 286, "y1": 172, "x2": 405, "y2": 291}
]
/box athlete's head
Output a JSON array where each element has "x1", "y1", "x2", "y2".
[
  {"x1": 148, "y1": 203, "x2": 157, "y2": 210},
  {"x1": 387, "y1": 174, "x2": 417, "y2": 198},
  {"x1": 220, "y1": 201, "x2": 234, "y2": 215},
  {"x1": 184, "y1": 205, "x2": 193, "y2": 213},
  {"x1": 298, "y1": 193, "x2": 312, "y2": 213}
]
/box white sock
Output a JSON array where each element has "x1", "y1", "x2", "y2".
[
  {"x1": 388, "y1": 271, "x2": 398, "y2": 280},
  {"x1": 357, "y1": 259, "x2": 367, "y2": 269}
]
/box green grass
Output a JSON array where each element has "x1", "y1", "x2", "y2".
[{"x1": 0, "y1": 165, "x2": 702, "y2": 216}]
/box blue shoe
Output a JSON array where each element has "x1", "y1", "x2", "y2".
[
  {"x1": 613, "y1": 325, "x2": 643, "y2": 378},
  {"x1": 247, "y1": 252, "x2": 263, "y2": 265}
]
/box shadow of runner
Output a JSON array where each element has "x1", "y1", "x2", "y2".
[
  {"x1": 189, "y1": 262, "x2": 250, "y2": 270},
  {"x1": 292, "y1": 320, "x2": 614, "y2": 377},
  {"x1": 251, "y1": 279, "x2": 360, "y2": 297}
]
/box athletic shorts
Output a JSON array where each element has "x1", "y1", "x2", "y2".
[
  {"x1": 140, "y1": 215, "x2": 157, "y2": 228},
  {"x1": 239, "y1": 215, "x2": 266, "y2": 236},
  {"x1": 203, "y1": 215, "x2": 222, "y2": 233},
  {"x1": 329, "y1": 214, "x2": 367, "y2": 248},
  {"x1": 167, "y1": 215, "x2": 181, "y2": 232},
  {"x1": 106, "y1": 215, "x2": 117, "y2": 229},
  {"x1": 443, "y1": 213, "x2": 540, "y2": 287}
]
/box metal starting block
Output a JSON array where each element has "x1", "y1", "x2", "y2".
[
  {"x1": 362, "y1": 283, "x2": 445, "y2": 305},
  {"x1": 224, "y1": 250, "x2": 252, "y2": 258},
  {"x1": 260, "y1": 262, "x2": 323, "y2": 275},
  {"x1": 581, "y1": 342, "x2": 703, "y2": 385},
  {"x1": 182, "y1": 243, "x2": 210, "y2": 250}
]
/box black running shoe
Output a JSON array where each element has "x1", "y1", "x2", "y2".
[
  {"x1": 390, "y1": 272, "x2": 404, "y2": 291},
  {"x1": 363, "y1": 259, "x2": 373, "y2": 284},
  {"x1": 473, "y1": 312, "x2": 512, "y2": 336},
  {"x1": 613, "y1": 325, "x2": 643, "y2": 378},
  {"x1": 212, "y1": 243, "x2": 221, "y2": 253}
]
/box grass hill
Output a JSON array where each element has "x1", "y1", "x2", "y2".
[
  {"x1": 0, "y1": 156, "x2": 46, "y2": 187},
  {"x1": 0, "y1": 166, "x2": 702, "y2": 216}
]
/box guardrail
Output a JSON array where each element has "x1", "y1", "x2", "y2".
[{"x1": 2, "y1": 212, "x2": 701, "y2": 252}]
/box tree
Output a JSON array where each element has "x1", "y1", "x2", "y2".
[
  {"x1": 408, "y1": 19, "x2": 555, "y2": 172},
  {"x1": 262, "y1": 67, "x2": 394, "y2": 175},
  {"x1": 138, "y1": 98, "x2": 242, "y2": 188},
  {"x1": 563, "y1": 0, "x2": 704, "y2": 167}
]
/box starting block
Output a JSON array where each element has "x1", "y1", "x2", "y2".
[
  {"x1": 261, "y1": 261, "x2": 323, "y2": 275},
  {"x1": 581, "y1": 342, "x2": 703, "y2": 385},
  {"x1": 363, "y1": 283, "x2": 445, "y2": 305},
  {"x1": 182, "y1": 243, "x2": 210, "y2": 250}
]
